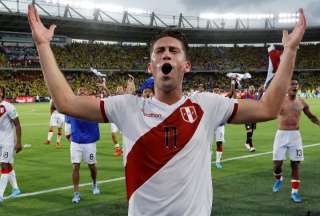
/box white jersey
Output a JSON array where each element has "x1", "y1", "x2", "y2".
[
  {"x1": 0, "y1": 101, "x2": 18, "y2": 146},
  {"x1": 101, "y1": 93, "x2": 238, "y2": 216}
]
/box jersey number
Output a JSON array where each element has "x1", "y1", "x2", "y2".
[
  {"x1": 164, "y1": 126, "x2": 177, "y2": 149},
  {"x1": 296, "y1": 149, "x2": 303, "y2": 157}
]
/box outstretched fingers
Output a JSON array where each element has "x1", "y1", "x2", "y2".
[
  {"x1": 293, "y1": 8, "x2": 306, "y2": 35},
  {"x1": 27, "y1": 4, "x2": 38, "y2": 30}
]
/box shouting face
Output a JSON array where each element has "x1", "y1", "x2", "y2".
[{"x1": 148, "y1": 36, "x2": 191, "y2": 94}]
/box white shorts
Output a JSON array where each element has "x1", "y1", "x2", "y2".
[
  {"x1": 0, "y1": 143, "x2": 14, "y2": 164},
  {"x1": 111, "y1": 123, "x2": 119, "y2": 133},
  {"x1": 273, "y1": 130, "x2": 304, "y2": 161},
  {"x1": 70, "y1": 142, "x2": 97, "y2": 164},
  {"x1": 215, "y1": 126, "x2": 225, "y2": 142},
  {"x1": 50, "y1": 112, "x2": 64, "y2": 128}
]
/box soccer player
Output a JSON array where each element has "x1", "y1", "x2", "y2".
[
  {"x1": 213, "y1": 81, "x2": 236, "y2": 168},
  {"x1": 0, "y1": 86, "x2": 22, "y2": 203},
  {"x1": 140, "y1": 77, "x2": 154, "y2": 98},
  {"x1": 272, "y1": 80, "x2": 320, "y2": 203},
  {"x1": 65, "y1": 87, "x2": 100, "y2": 204},
  {"x1": 44, "y1": 99, "x2": 64, "y2": 148},
  {"x1": 28, "y1": 5, "x2": 306, "y2": 214},
  {"x1": 242, "y1": 85, "x2": 257, "y2": 152}
]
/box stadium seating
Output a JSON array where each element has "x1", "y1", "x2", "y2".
[{"x1": 0, "y1": 43, "x2": 320, "y2": 98}]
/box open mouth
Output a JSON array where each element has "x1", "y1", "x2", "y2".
[{"x1": 161, "y1": 63, "x2": 173, "y2": 75}]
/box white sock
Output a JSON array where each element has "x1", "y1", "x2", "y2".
[
  {"x1": 48, "y1": 132, "x2": 54, "y2": 141},
  {"x1": 56, "y1": 135, "x2": 62, "y2": 144},
  {"x1": 9, "y1": 170, "x2": 18, "y2": 189},
  {"x1": 0, "y1": 174, "x2": 9, "y2": 197},
  {"x1": 216, "y1": 151, "x2": 223, "y2": 163}
]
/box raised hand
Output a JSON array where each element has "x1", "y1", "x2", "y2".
[
  {"x1": 27, "y1": 4, "x2": 56, "y2": 46},
  {"x1": 282, "y1": 8, "x2": 307, "y2": 50}
]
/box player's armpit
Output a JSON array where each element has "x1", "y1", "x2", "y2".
[{"x1": 229, "y1": 99, "x2": 277, "y2": 124}]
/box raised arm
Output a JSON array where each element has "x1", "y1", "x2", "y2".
[
  {"x1": 230, "y1": 8, "x2": 306, "y2": 124},
  {"x1": 225, "y1": 80, "x2": 236, "y2": 98},
  {"x1": 28, "y1": 4, "x2": 103, "y2": 122},
  {"x1": 302, "y1": 99, "x2": 320, "y2": 126},
  {"x1": 97, "y1": 78, "x2": 111, "y2": 97},
  {"x1": 126, "y1": 74, "x2": 136, "y2": 94}
]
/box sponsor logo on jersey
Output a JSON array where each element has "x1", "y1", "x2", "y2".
[
  {"x1": 180, "y1": 106, "x2": 197, "y2": 123},
  {"x1": 141, "y1": 109, "x2": 162, "y2": 119}
]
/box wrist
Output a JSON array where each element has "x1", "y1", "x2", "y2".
[
  {"x1": 36, "y1": 42, "x2": 51, "y2": 50},
  {"x1": 283, "y1": 46, "x2": 298, "y2": 52},
  {"x1": 280, "y1": 48, "x2": 297, "y2": 61}
]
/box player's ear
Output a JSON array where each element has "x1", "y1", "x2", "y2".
[
  {"x1": 184, "y1": 61, "x2": 192, "y2": 73},
  {"x1": 147, "y1": 63, "x2": 152, "y2": 74}
]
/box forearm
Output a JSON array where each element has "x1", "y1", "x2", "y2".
[
  {"x1": 15, "y1": 124, "x2": 21, "y2": 145},
  {"x1": 37, "y1": 43, "x2": 75, "y2": 112},
  {"x1": 261, "y1": 48, "x2": 297, "y2": 116},
  {"x1": 310, "y1": 116, "x2": 320, "y2": 125}
]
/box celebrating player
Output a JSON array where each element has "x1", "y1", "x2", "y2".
[
  {"x1": 0, "y1": 86, "x2": 22, "y2": 203},
  {"x1": 44, "y1": 100, "x2": 64, "y2": 148},
  {"x1": 28, "y1": 4, "x2": 306, "y2": 214},
  {"x1": 241, "y1": 85, "x2": 258, "y2": 152},
  {"x1": 65, "y1": 87, "x2": 100, "y2": 204},
  {"x1": 272, "y1": 80, "x2": 320, "y2": 202}
]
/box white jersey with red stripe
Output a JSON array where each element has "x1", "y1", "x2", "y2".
[
  {"x1": 101, "y1": 92, "x2": 238, "y2": 216},
  {"x1": 0, "y1": 101, "x2": 18, "y2": 146}
]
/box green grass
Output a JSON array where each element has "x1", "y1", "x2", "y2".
[{"x1": 1, "y1": 100, "x2": 320, "y2": 216}]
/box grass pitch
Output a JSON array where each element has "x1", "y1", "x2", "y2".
[{"x1": 1, "y1": 99, "x2": 319, "y2": 216}]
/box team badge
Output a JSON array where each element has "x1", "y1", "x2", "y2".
[{"x1": 180, "y1": 106, "x2": 197, "y2": 123}]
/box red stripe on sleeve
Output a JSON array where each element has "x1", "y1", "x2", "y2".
[
  {"x1": 227, "y1": 103, "x2": 238, "y2": 123},
  {"x1": 100, "y1": 100, "x2": 109, "y2": 123}
]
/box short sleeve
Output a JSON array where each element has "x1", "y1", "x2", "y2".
[
  {"x1": 101, "y1": 95, "x2": 140, "y2": 132},
  {"x1": 192, "y1": 92, "x2": 238, "y2": 128},
  {"x1": 6, "y1": 102, "x2": 18, "y2": 120}
]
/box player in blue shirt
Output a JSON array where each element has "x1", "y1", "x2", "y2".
[{"x1": 65, "y1": 87, "x2": 100, "y2": 204}]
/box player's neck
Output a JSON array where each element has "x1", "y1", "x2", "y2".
[
  {"x1": 154, "y1": 89, "x2": 183, "y2": 105},
  {"x1": 288, "y1": 94, "x2": 296, "y2": 100}
]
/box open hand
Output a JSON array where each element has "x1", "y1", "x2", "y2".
[
  {"x1": 282, "y1": 8, "x2": 307, "y2": 50},
  {"x1": 28, "y1": 4, "x2": 56, "y2": 46}
]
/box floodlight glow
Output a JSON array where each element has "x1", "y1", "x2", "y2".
[
  {"x1": 278, "y1": 18, "x2": 298, "y2": 23},
  {"x1": 279, "y1": 12, "x2": 298, "y2": 19},
  {"x1": 200, "y1": 12, "x2": 276, "y2": 20},
  {"x1": 99, "y1": 4, "x2": 124, "y2": 13},
  {"x1": 127, "y1": 8, "x2": 148, "y2": 14}
]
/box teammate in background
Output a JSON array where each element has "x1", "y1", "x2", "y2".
[
  {"x1": 98, "y1": 75, "x2": 135, "y2": 156},
  {"x1": 241, "y1": 85, "x2": 257, "y2": 152},
  {"x1": 44, "y1": 100, "x2": 64, "y2": 148},
  {"x1": 0, "y1": 86, "x2": 22, "y2": 203},
  {"x1": 213, "y1": 81, "x2": 236, "y2": 168},
  {"x1": 140, "y1": 77, "x2": 154, "y2": 98},
  {"x1": 65, "y1": 87, "x2": 100, "y2": 204},
  {"x1": 272, "y1": 80, "x2": 320, "y2": 203},
  {"x1": 28, "y1": 4, "x2": 306, "y2": 214}
]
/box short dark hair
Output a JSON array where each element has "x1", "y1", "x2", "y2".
[{"x1": 149, "y1": 28, "x2": 189, "y2": 59}]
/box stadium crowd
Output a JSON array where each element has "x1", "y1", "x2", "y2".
[
  {"x1": 1, "y1": 43, "x2": 320, "y2": 70},
  {"x1": 0, "y1": 43, "x2": 320, "y2": 98}
]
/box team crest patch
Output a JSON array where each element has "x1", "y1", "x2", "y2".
[
  {"x1": 0, "y1": 105, "x2": 6, "y2": 118},
  {"x1": 180, "y1": 106, "x2": 197, "y2": 123}
]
